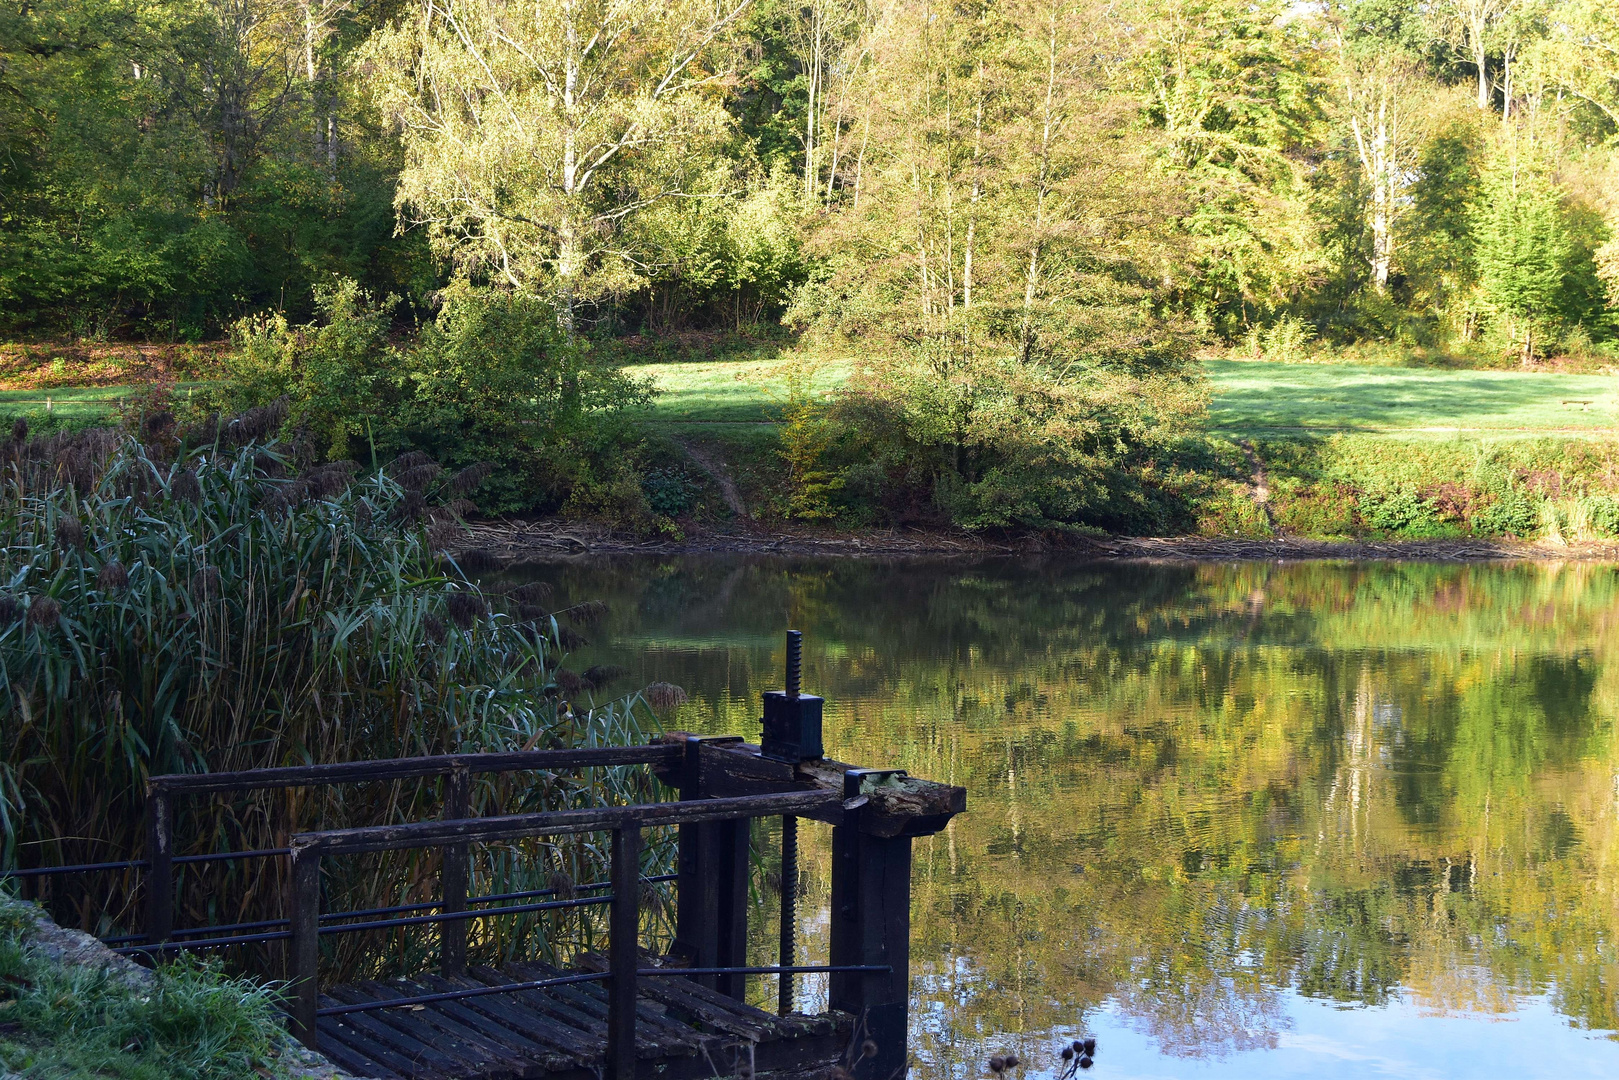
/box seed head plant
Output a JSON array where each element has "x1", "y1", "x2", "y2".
[{"x1": 0, "y1": 419, "x2": 670, "y2": 979}]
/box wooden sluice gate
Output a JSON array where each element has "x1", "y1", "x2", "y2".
[{"x1": 40, "y1": 631, "x2": 966, "y2": 1080}]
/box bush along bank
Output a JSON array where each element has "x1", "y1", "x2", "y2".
[
  {"x1": 698, "y1": 411, "x2": 1619, "y2": 544},
  {"x1": 1194, "y1": 435, "x2": 1619, "y2": 542}
]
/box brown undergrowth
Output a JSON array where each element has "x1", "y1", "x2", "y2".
[{"x1": 0, "y1": 342, "x2": 227, "y2": 390}]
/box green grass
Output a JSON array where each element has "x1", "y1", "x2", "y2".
[
  {"x1": 629, "y1": 355, "x2": 1619, "y2": 440},
  {"x1": 0, "y1": 384, "x2": 214, "y2": 426},
  {"x1": 625, "y1": 357, "x2": 851, "y2": 424},
  {"x1": 0, "y1": 385, "x2": 135, "y2": 423},
  {"x1": 1, "y1": 899, "x2": 287, "y2": 1080},
  {"x1": 16, "y1": 355, "x2": 1616, "y2": 442},
  {"x1": 1204, "y1": 359, "x2": 1619, "y2": 438}
]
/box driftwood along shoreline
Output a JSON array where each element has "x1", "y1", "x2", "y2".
[{"x1": 460, "y1": 520, "x2": 1619, "y2": 562}]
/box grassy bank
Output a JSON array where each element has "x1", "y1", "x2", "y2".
[
  {"x1": 1204, "y1": 359, "x2": 1619, "y2": 437},
  {"x1": 14, "y1": 349, "x2": 1614, "y2": 439},
  {"x1": 0, "y1": 897, "x2": 293, "y2": 1080},
  {"x1": 4, "y1": 346, "x2": 1618, "y2": 543},
  {"x1": 625, "y1": 355, "x2": 1619, "y2": 541},
  {"x1": 629, "y1": 354, "x2": 1619, "y2": 438}
]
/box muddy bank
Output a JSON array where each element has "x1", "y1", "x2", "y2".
[{"x1": 460, "y1": 519, "x2": 1619, "y2": 562}]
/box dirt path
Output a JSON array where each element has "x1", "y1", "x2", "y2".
[
  {"x1": 1238, "y1": 439, "x2": 1279, "y2": 533},
  {"x1": 678, "y1": 440, "x2": 749, "y2": 518}
]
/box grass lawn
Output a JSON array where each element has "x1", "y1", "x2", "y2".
[
  {"x1": 625, "y1": 357, "x2": 852, "y2": 424},
  {"x1": 1205, "y1": 359, "x2": 1619, "y2": 438},
  {"x1": 0, "y1": 383, "x2": 212, "y2": 426},
  {"x1": 0, "y1": 384, "x2": 138, "y2": 423},
  {"x1": 629, "y1": 355, "x2": 1619, "y2": 439},
  {"x1": 9, "y1": 356, "x2": 1614, "y2": 441}
]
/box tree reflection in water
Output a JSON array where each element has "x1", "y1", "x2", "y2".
[{"x1": 518, "y1": 557, "x2": 1619, "y2": 1076}]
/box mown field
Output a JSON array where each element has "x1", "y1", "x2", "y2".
[
  {"x1": 0, "y1": 385, "x2": 136, "y2": 425},
  {"x1": 627, "y1": 356, "x2": 1619, "y2": 440},
  {"x1": 9, "y1": 356, "x2": 1613, "y2": 441}
]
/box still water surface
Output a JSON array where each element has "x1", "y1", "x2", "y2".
[{"x1": 532, "y1": 556, "x2": 1619, "y2": 1079}]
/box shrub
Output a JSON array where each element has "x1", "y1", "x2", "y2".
[
  {"x1": 1271, "y1": 479, "x2": 1361, "y2": 538},
  {"x1": 641, "y1": 466, "x2": 700, "y2": 517},
  {"x1": 1582, "y1": 495, "x2": 1619, "y2": 538},
  {"x1": 1194, "y1": 481, "x2": 1273, "y2": 538},
  {"x1": 778, "y1": 383, "x2": 844, "y2": 522},
  {"x1": 1359, "y1": 484, "x2": 1453, "y2": 537},
  {"x1": 1470, "y1": 492, "x2": 1541, "y2": 537},
  {"x1": 221, "y1": 279, "x2": 654, "y2": 514},
  {"x1": 0, "y1": 424, "x2": 663, "y2": 975}
]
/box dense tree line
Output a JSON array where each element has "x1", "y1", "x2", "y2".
[{"x1": 2, "y1": 0, "x2": 1615, "y2": 353}]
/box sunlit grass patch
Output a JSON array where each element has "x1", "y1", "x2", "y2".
[
  {"x1": 626, "y1": 355, "x2": 853, "y2": 424},
  {"x1": 1205, "y1": 359, "x2": 1619, "y2": 438}
]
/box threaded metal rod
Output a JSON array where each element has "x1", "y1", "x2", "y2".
[
  {"x1": 785, "y1": 630, "x2": 802, "y2": 699},
  {"x1": 778, "y1": 814, "x2": 797, "y2": 1015}
]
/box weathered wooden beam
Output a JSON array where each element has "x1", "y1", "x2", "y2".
[
  {"x1": 658, "y1": 735, "x2": 967, "y2": 838},
  {"x1": 828, "y1": 824, "x2": 912, "y2": 1080},
  {"x1": 149, "y1": 744, "x2": 683, "y2": 795},
  {"x1": 674, "y1": 737, "x2": 738, "y2": 992},
  {"x1": 606, "y1": 827, "x2": 640, "y2": 1080},
  {"x1": 440, "y1": 763, "x2": 471, "y2": 975},
  {"x1": 797, "y1": 757, "x2": 965, "y2": 838},
  {"x1": 143, "y1": 789, "x2": 173, "y2": 950},
  {"x1": 288, "y1": 847, "x2": 322, "y2": 1050},
  {"x1": 294, "y1": 790, "x2": 842, "y2": 856}
]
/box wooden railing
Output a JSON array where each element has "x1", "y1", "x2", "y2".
[
  {"x1": 289, "y1": 787, "x2": 841, "y2": 1078},
  {"x1": 141, "y1": 744, "x2": 684, "y2": 967}
]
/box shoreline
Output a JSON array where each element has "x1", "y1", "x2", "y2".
[{"x1": 461, "y1": 520, "x2": 1619, "y2": 563}]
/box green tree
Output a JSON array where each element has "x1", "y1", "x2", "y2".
[
  {"x1": 1471, "y1": 152, "x2": 1573, "y2": 364},
  {"x1": 788, "y1": 0, "x2": 1204, "y2": 529},
  {"x1": 360, "y1": 0, "x2": 751, "y2": 334},
  {"x1": 1130, "y1": 0, "x2": 1326, "y2": 336}
]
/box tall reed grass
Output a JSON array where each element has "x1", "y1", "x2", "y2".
[{"x1": 0, "y1": 412, "x2": 670, "y2": 979}]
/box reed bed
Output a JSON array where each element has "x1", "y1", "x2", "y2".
[{"x1": 0, "y1": 412, "x2": 670, "y2": 981}]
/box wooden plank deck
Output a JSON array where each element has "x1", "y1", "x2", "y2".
[{"x1": 312, "y1": 961, "x2": 851, "y2": 1080}]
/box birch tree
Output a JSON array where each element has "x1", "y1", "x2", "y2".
[
  {"x1": 361, "y1": 0, "x2": 751, "y2": 331},
  {"x1": 786, "y1": 0, "x2": 872, "y2": 203},
  {"x1": 1433, "y1": 0, "x2": 1508, "y2": 110},
  {"x1": 1330, "y1": 24, "x2": 1418, "y2": 293}
]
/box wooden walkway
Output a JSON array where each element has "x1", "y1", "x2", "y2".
[{"x1": 314, "y1": 960, "x2": 849, "y2": 1080}]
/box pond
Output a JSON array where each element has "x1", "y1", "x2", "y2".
[{"x1": 525, "y1": 555, "x2": 1619, "y2": 1080}]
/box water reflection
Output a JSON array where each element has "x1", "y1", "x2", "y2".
[{"x1": 519, "y1": 557, "x2": 1619, "y2": 1078}]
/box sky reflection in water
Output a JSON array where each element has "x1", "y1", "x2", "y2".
[{"x1": 529, "y1": 556, "x2": 1619, "y2": 1080}]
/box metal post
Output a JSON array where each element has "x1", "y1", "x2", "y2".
[
  {"x1": 778, "y1": 630, "x2": 802, "y2": 1014},
  {"x1": 288, "y1": 845, "x2": 322, "y2": 1050},
  {"x1": 144, "y1": 788, "x2": 173, "y2": 952},
  {"x1": 777, "y1": 814, "x2": 798, "y2": 1015},
  {"x1": 607, "y1": 825, "x2": 642, "y2": 1080},
  {"x1": 785, "y1": 630, "x2": 802, "y2": 698},
  {"x1": 829, "y1": 823, "x2": 914, "y2": 1080},
  {"x1": 441, "y1": 763, "x2": 470, "y2": 974}
]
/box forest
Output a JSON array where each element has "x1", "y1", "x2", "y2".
[{"x1": 2, "y1": 0, "x2": 1618, "y2": 531}]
